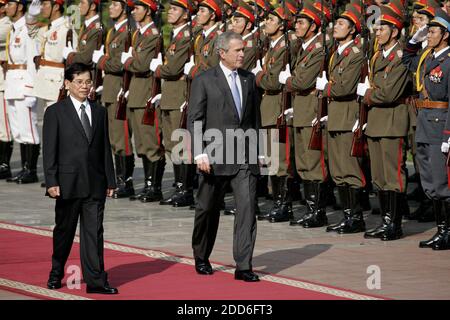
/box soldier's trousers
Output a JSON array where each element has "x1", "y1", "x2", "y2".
[
  {"x1": 105, "y1": 102, "x2": 133, "y2": 156},
  {"x1": 0, "y1": 92, "x2": 12, "y2": 142},
  {"x1": 6, "y1": 97, "x2": 39, "y2": 144},
  {"x1": 294, "y1": 126, "x2": 327, "y2": 182},
  {"x1": 128, "y1": 108, "x2": 165, "y2": 162},
  {"x1": 416, "y1": 142, "x2": 450, "y2": 200},
  {"x1": 264, "y1": 126, "x2": 292, "y2": 177},
  {"x1": 160, "y1": 109, "x2": 185, "y2": 162},
  {"x1": 328, "y1": 131, "x2": 365, "y2": 188},
  {"x1": 367, "y1": 136, "x2": 407, "y2": 192}
]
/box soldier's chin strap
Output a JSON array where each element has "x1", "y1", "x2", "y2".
[{"x1": 435, "y1": 28, "x2": 449, "y2": 50}]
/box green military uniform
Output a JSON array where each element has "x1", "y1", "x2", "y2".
[
  {"x1": 66, "y1": 15, "x2": 102, "y2": 66},
  {"x1": 189, "y1": 22, "x2": 221, "y2": 78}
]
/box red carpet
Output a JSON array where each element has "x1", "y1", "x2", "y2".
[{"x1": 0, "y1": 222, "x2": 384, "y2": 300}]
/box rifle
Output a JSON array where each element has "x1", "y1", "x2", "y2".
[
  {"x1": 309, "y1": 0, "x2": 330, "y2": 150},
  {"x1": 115, "y1": 12, "x2": 133, "y2": 121},
  {"x1": 179, "y1": 10, "x2": 195, "y2": 129},
  {"x1": 276, "y1": 0, "x2": 291, "y2": 144},
  {"x1": 57, "y1": 24, "x2": 74, "y2": 102},
  {"x1": 254, "y1": 0, "x2": 262, "y2": 65},
  {"x1": 142, "y1": 0, "x2": 164, "y2": 126},
  {"x1": 89, "y1": 14, "x2": 104, "y2": 100},
  {"x1": 221, "y1": 0, "x2": 227, "y2": 32},
  {"x1": 350, "y1": 0, "x2": 369, "y2": 157}
]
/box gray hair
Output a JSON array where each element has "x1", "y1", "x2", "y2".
[{"x1": 216, "y1": 31, "x2": 243, "y2": 54}]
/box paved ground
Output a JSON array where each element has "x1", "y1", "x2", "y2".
[{"x1": 0, "y1": 108, "x2": 449, "y2": 300}]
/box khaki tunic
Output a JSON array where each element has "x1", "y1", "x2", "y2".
[{"x1": 66, "y1": 16, "x2": 102, "y2": 66}]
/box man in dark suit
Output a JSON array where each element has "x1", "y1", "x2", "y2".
[
  {"x1": 187, "y1": 31, "x2": 261, "y2": 282},
  {"x1": 43, "y1": 63, "x2": 118, "y2": 294}
]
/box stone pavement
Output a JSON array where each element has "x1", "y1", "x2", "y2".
[{"x1": 0, "y1": 108, "x2": 449, "y2": 300}]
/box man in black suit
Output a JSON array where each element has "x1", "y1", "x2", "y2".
[
  {"x1": 187, "y1": 31, "x2": 261, "y2": 282},
  {"x1": 43, "y1": 63, "x2": 118, "y2": 294}
]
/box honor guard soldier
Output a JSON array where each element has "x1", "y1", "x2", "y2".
[
  {"x1": 93, "y1": 0, "x2": 135, "y2": 199},
  {"x1": 121, "y1": 0, "x2": 166, "y2": 202},
  {"x1": 279, "y1": 0, "x2": 331, "y2": 228},
  {"x1": 149, "y1": 0, "x2": 196, "y2": 207},
  {"x1": 359, "y1": 2, "x2": 411, "y2": 241},
  {"x1": 33, "y1": 0, "x2": 78, "y2": 108},
  {"x1": 315, "y1": 3, "x2": 367, "y2": 234},
  {"x1": 4, "y1": 0, "x2": 41, "y2": 184},
  {"x1": 231, "y1": 0, "x2": 256, "y2": 71},
  {"x1": 64, "y1": 0, "x2": 103, "y2": 67},
  {"x1": 0, "y1": 0, "x2": 12, "y2": 180},
  {"x1": 183, "y1": 0, "x2": 222, "y2": 78},
  {"x1": 251, "y1": 2, "x2": 295, "y2": 223},
  {"x1": 403, "y1": 9, "x2": 450, "y2": 250}
]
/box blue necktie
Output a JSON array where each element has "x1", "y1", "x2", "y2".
[{"x1": 230, "y1": 71, "x2": 242, "y2": 120}]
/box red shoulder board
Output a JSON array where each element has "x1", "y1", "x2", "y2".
[{"x1": 343, "y1": 47, "x2": 351, "y2": 57}]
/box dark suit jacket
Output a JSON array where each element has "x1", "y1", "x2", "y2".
[
  {"x1": 187, "y1": 64, "x2": 261, "y2": 176},
  {"x1": 43, "y1": 97, "x2": 116, "y2": 200}
]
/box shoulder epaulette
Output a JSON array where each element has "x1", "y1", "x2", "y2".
[
  {"x1": 352, "y1": 46, "x2": 360, "y2": 54},
  {"x1": 396, "y1": 50, "x2": 403, "y2": 58}
]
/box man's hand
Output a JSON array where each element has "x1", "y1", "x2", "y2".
[
  {"x1": 183, "y1": 55, "x2": 195, "y2": 76},
  {"x1": 120, "y1": 47, "x2": 133, "y2": 65},
  {"x1": 357, "y1": 76, "x2": 370, "y2": 97},
  {"x1": 92, "y1": 45, "x2": 104, "y2": 64},
  {"x1": 251, "y1": 60, "x2": 262, "y2": 76},
  {"x1": 196, "y1": 155, "x2": 211, "y2": 174},
  {"x1": 150, "y1": 52, "x2": 163, "y2": 72},
  {"x1": 315, "y1": 71, "x2": 328, "y2": 91},
  {"x1": 28, "y1": 0, "x2": 41, "y2": 17},
  {"x1": 410, "y1": 25, "x2": 428, "y2": 44},
  {"x1": 441, "y1": 142, "x2": 449, "y2": 154},
  {"x1": 278, "y1": 64, "x2": 291, "y2": 84},
  {"x1": 47, "y1": 186, "x2": 60, "y2": 198},
  {"x1": 106, "y1": 188, "x2": 115, "y2": 197}
]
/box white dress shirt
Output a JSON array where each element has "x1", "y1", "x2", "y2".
[
  {"x1": 70, "y1": 96, "x2": 92, "y2": 126},
  {"x1": 84, "y1": 14, "x2": 99, "y2": 28},
  {"x1": 115, "y1": 19, "x2": 127, "y2": 31},
  {"x1": 219, "y1": 61, "x2": 243, "y2": 110},
  {"x1": 382, "y1": 42, "x2": 398, "y2": 59},
  {"x1": 434, "y1": 46, "x2": 450, "y2": 59},
  {"x1": 337, "y1": 40, "x2": 354, "y2": 55}
]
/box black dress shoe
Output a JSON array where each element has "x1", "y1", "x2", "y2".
[
  {"x1": 86, "y1": 285, "x2": 119, "y2": 294},
  {"x1": 47, "y1": 278, "x2": 62, "y2": 290},
  {"x1": 223, "y1": 208, "x2": 236, "y2": 215},
  {"x1": 195, "y1": 259, "x2": 213, "y2": 275},
  {"x1": 234, "y1": 270, "x2": 260, "y2": 282}
]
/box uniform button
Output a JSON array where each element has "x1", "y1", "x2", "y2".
[{"x1": 435, "y1": 118, "x2": 439, "y2": 122}]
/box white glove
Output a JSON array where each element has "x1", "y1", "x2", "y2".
[
  {"x1": 120, "y1": 47, "x2": 133, "y2": 65},
  {"x1": 116, "y1": 88, "x2": 123, "y2": 101},
  {"x1": 410, "y1": 25, "x2": 428, "y2": 44},
  {"x1": 62, "y1": 41, "x2": 74, "y2": 60},
  {"x1": 251, "y1": 60, "x2": 262, "y2": 76},
  {"x1": 362, "y1": 123, "x2": 367, "y2": 131},
  {"x1": 95, "y1": 85, "x2": 103, "y2": 93},
  {"x1": 28, "y1": 0, "x2": 41, "y2": 17},
  {"x1": 320, "y1": 115, "x2": 328, "y2": 123},
  {"x1": 150, "y1": 52, "x2": 163, "y2": 72},
  {"x1": 124, "y1": 90, "x2": 129, "y2": 99},
  {"x1": 284, "y1": 107, "x2": 293, "y2": 119},
  {"x1": 315, "y1": 71, "x2": 328, "y2": 91},
  {"x1": 357, "y1": 76, "x2": 370, "y2": 97},
  {"x1": 92, "y1": 45, "x2": 104, "y2": 64},
  {"x1": 312, "y1": 117, "x2": 318, "y2": 126},
  {"x1": 278, "y1": 64, "x2": 291, "y2": 85},
  {"x1": 151, "y1": 93, "x2": 161, "y2": 108},
  {"x1": 352, "y1": 119, "x2": 359, "y2": 132},
  {"x1": 180, "y1": 101, "x2": 187, "y2": 112},
  {"x1": 441, "y1": 142, "x2": 449, "y2": 153},
  {"x1": 183, "y1": 55, "x2": 195, "y2": 75}
]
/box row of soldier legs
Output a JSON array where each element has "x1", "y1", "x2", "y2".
[{"x1": 1, "y1": 97, "x2": 448, "y2": 250}]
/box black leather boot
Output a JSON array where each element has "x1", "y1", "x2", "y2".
[
  {"x1": 258, "y1": 175, "x2": 280, "y2": 221},
  {"x1": 409, "y1": 198, "x2": 432, "y2": 220},
  {"x1": 172, "y1": 164, "x2": 195, "y2": 207},
  {"x1": 417, "y1": 196, "x2": 435, "y2": 222},
  {"x1": 0, "y1": 141, "x2": 13, "y2": 179},
  {"x1": 7, "y1": 143, "x2": 26, "y2": 183},
  {"x1": 380, "y1": 192, "x2": 404, "y2": 241},
  {"x1": 17, "y1": 144, "x2": 39, "y2": 184},
  {"x1": 141, "y1": 159, "x2": 165, "y2": 202},
  {"x1": 364, "y1": 190, "x2": 390, "y2": 238},
  {"x1": 256, "y1": 174, "x2": 270, "y2": 198},
  {"x1": 113, "y1": 155, "x2": 135, "y2": 198},
  {"x1": 130, "y1": 156, "x2": 151, "y2": 201},
  {"x1": 326, "y1": 185, "x2": 350, "y2": 232},
  {"x1": 431, "y1": 201, "x2": 450, "y2": 250},
  {"x1": 419, "y1": 199, "x2": 444, "y2": 248},
  {"x1": 269, "y1": 176, "x2": 293, "y2": 223},
  {"x1": 290, "y1": 180, "x2": 314, "y2": 226},
  {"x1": 160, "y1": 164, "x2": 182, "y2": 205},
  {"x1": 303, "y1": 182, "x2": 328, "y2": 228},
  {"x1": 334, "y1": 187, "x2": 366, "y2": 234}
]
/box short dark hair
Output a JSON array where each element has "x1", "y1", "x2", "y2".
[{"x1": 64, "y1": 63, "x2": 92, "y2": 81}]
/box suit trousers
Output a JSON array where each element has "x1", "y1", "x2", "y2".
[
  {"x1": 294, "y1": 126, "x2": 327, "y2": 182},
  {"x1": 328, "y1": 131, "x2": 365, "y2": 188},
  {"x1": 367, "y1": 136, "x2": 407, "y2": 192},
  {"x1": 50, "y1": 196, "x2": 108, "y2": 288},
  {"x1": 128, "y1": 108, "x2": 165, "y2": 161},
  {"x1": 105, "y1": 102, "x2": 133, "y2": 156},
  {"x1": 192, "y1": 167, "x2": 257, "y2": 271},
  {"x1": 0, "y1": 92, "x2": 12, "y2": 142},
  {"x1": 416, "y1": 142, "x2": 450, "y2": 200}
]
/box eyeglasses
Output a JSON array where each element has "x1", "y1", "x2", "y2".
[{"x1": 72, "y1": 79, "x2": 93, "y2": 87}]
